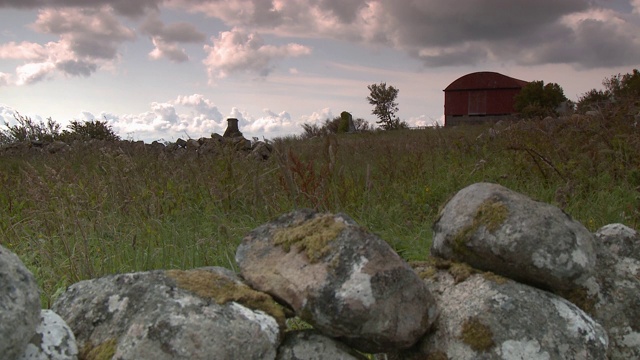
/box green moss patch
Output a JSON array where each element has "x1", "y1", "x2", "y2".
[
  {"x1": 460, "y1": 317, "x2": 495, "y2": 352},
  {"x1": 453, "y1": 197, "x2": 509, "y2": 257},
  {"x1": 80, "y1": 338, "x2": 117, "y2": 360},
  {"x1": 482, "y1": 271, "x2": 509, "y2": 285},
  {"x1": 166, "y1": 269, "x2": 286, "y2": 326},
  {"x1": 273, "y1": 214, "x2": 346, "y2": 263}
]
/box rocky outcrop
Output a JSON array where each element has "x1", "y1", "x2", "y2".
[
  {"x1": 3, "y1": 182, "x2": 640, "y2": 359},
  {"x1": 236, "y1": 209, "x2": 437, "y2": 353},
  {"x1": 0, "y1": 245, "x2": 41, "y2": 360}
]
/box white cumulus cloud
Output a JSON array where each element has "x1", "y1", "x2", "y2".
[{"x1": 203, "y1": 28, "x2": 311, "y2": 82}]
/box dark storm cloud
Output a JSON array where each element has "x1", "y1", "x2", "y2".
[{"x1": 0, "y1": 0, "x2": 160, "y2": 17}]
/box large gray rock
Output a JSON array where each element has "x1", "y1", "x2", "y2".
[
  {"x1": 52, "y1": 267, "x2": 283, "y2": 360},
  {"x1": 595, "y1": 223, "x2": 640, "y2": 261},
  {"x1": 576, "y1": 239, "x2": 640, "y2": 359},
  {"x1": 401, "y1": 263, "x2": 609, "y2": 359},
  {"x1": 276, "y1": 330, "x2": 367, "y2": 360},
  {"x1": 432, "y1": 182, "x2": 596, "y2": 293},
  {"x1": 0, "y1": 245, "x2": 41, "y2": 360},
  {"x1": 236, "y1": 209, "x2": 437, "y2": 353},
  {"x1": 18, "y1": 309, "x2": 78, "y2": 360}
]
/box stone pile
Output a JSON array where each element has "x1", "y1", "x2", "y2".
[
  {"x1": 0, "y1": 118, "x2": 273, "y2": 160},
  {"x1": 1, "y1": 182, "x2": 639, "y2": 359}
]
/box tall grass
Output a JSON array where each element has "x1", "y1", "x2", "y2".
[{"x1": 1, "y1": 115, "x2": 639, "y2": 307}]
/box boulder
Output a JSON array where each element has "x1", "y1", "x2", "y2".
[
  {"x1": 276, "y1": 330, "x2": 367, "y2": 360},
  {"x1": 52, "y1": 267, "x2": 284, "y2": 360},
  {"x1": 576, "y1": 240, "x2": 640, "y2": 359},
  {"x1": 0, "y1": 245, "x2": 41, "y2": 360},
  {"x1": 595, "y1": 223, "x2": 640, "y2": 261},
  {"x1": 18, "y1": 309, "x2": 78, "y2": 360},
  {"x1": 251, "y1": 141, "x2": 273, "y2": 160},
  {"x1": 236, "y1": 209, "x2": 437, "y2": 353},
  {"x1": 399, "y1": 263, "x2": 609, "y2": 359},
  {"x1": 431, "y1": 182, "x2": 596, "y2": 293},
  {"x1": 185, "y1": 138, "x2": 200, "y2": 151}
]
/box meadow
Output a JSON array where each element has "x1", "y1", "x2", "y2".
[{"x1": 1, "y1": 115, "x2": 639, "y2": 307}]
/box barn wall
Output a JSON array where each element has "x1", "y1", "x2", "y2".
[{"x1": 445, "y1": 89, "x2": 521, "y2": 117}]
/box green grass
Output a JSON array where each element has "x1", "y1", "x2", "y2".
[{"x1": 1, "y1": 116, "x2": 639, "y2": 307}]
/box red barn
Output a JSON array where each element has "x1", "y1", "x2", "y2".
[{"x1": 444, "y1": 72, "x2": 529, "y2": 126}]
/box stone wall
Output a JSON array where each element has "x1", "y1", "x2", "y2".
[{"x1": 1, "y1": 183, "x2": 639, "y2": 359}]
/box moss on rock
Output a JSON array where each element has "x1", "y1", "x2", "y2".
[
  {"x1": 81, "y1": 338, "x2": 117, "y2": 360},
  {"x1": 460, "y1": 317, "x2": 494, "y2": 352},
  {"x1": 166, "y1": 269, "x2": 286, "y2": 326},
  {"x1": 273, "y1": 214, "x2": 346, "y2": 263},
  {"x1": 453, "y1": 197, "x2": 509, "y2": 257}
]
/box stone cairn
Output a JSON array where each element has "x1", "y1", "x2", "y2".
[{"x1": 2, "y1": 182, "x2": 639, "y2": 359}]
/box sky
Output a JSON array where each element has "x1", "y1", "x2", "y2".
[{"x1": 1, "y1": 0, "x2": 640, "y2": 143}]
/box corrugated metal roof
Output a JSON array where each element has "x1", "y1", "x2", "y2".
[{"x1": 444, "y1": 72, "x2": 529, "y2": 91}]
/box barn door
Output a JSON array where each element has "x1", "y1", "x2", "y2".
[{"x1": 468, "y1": 91, "x2": 487, "y2": 115}]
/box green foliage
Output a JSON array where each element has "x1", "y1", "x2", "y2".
[
  {"x1": 61, "y1": 119, "x2": 120, "y2": 142},
  {"x1": 300, "y1": 115, "x2": 373, "y2": 139},
  {"x1": 577, "y1": 89, "x2": 611, "y2": 113},
  {"x1": 577, "y1": 68, "x2": 640, "y2": 113},
  {"x1": 1, "y1": 114, "x2": 61, "y2": 144},
  {"x1": 1, "y1": 115, "x2": 120, "y2": 145},
  {"x1": 367, "y1": 82, "x2": 403, "y2": 130},
  {"x1": 514, "y1": 80, "x2": 568, "y2": 118}
]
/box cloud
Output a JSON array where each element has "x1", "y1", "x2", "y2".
[
  {"x1": 174, "y1": 94, "x2": 224, "y2": 121},
  {"x1": 0, "y1": 6, "x2": 136, "y2": 85},
  {"x1": 0, "y1": 73, "x2": 11, "y2": 86},
  {"x1": 0, "y1": 41, "x2": 48, "y2": 60},
  {"x1": 0, "y1": 0, "x2": 160, "y2": 18},
  {"x1": 243, "y1": 108, "x2": 293, "y2": 134},
  {"x1": 32, "y1": 7, "x2": 136, "y2": 59},
  {"x1": 173, "y1": 0, "x2": 640, "y2": 69},
  {"x1": 140, "y1": 13, "x2": 206, "y2": 62},
  {"x1": 203, "y1": 28, "x2": 311, "y2": 82},
  {"x1": 298, "y1": 108, "x2": 334, "y2": 124}
]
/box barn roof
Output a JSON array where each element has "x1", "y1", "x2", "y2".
[{"x1": 444, "y1": 71, "x2": 529, "y2": 91}]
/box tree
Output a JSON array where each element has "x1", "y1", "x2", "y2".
[
  {"x1": 367, "y1": 82, "x2": 402, "y2": 130},
  {"x1": 514, "y1": 80, "x2": 568, "y2": 118},
  {"x1": 577, "y1": 69, "x2": 640, "y2": 113}
]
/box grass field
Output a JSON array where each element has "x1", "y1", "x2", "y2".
[{"x1": 1, "y1": 116, "x2": 639, "y2": 307}]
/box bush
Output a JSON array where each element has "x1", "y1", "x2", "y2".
[
  {"x1": 1, "y1": 114, "x2": 120, "y2": 145},
  {"x1": 60, "y1": 119, "x2": 120, "y2": 142},
  {"x1": 0, "y1": 114, "x2": 61, "y2": 145}
]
